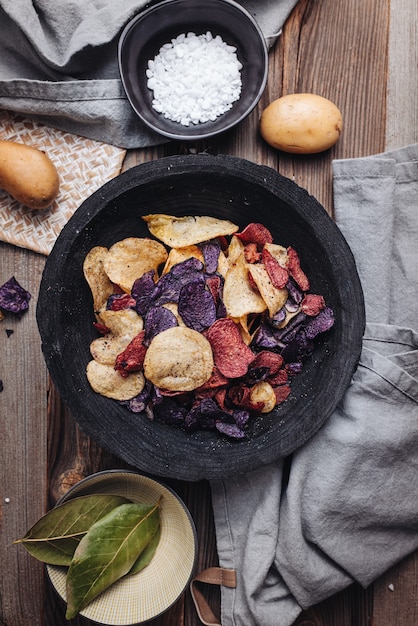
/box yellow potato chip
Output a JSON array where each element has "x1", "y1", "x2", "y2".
[
  {"x1": 263, "y1": 242, "x2": 289, "y2": 268},
  {"x1": 250, "y1": 381, "x2": 277, "y2": 413},
  {"x1": 226, "y1": 234, "x2": 245, "y2": 264},
  {"x1": 143, "y1": 326, "x2": 214, "y2": 392},
  {"x1": 142, "y1": 214, "x2": 239, "y2": 248},
  {"x1": 161, "y1": 245, "x2": 204, "y2": 275},
  {"x1": 103, "y1": 237, "x2": 168, "y2": 292},
  {"x1": 90, "y1": 309, "x2": 143, "y2": 365},
  {"x1": 223, "y1": 252, "x2": 266, "y2": 318},
  {"x1": 248, "y1": 264, "x2": 288, "y2": 317},
  {"x1": 86, "y1": 360, "x2": 145, "y2": 400},
  {"x1": 83, "y1": 246, "x2": 114, "y2": 315}
]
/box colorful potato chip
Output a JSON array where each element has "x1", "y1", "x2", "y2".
[
  {"x1": 262, "y1": 248, "x2": 289, "y2": 289},
  {"x1": 86, "y1": 360, "x2": 145, "y2": 400},
  {"x1": 287, "y1": 246, "x2": 310, "y2": 291},
  {"x1": 115, "y1": 331, "x2": 147, "y2": 376},
  {"x1": 264, "y1": 242, "x2": 289, "y2": 268},
  {"x1": 250, "y1": 381, "x2": 277, "y2": 413},
  {"x1": 0, "y1": 276, "x2": 31, "y2": 313},
  {"x1": 223, "y1": 252, "x2": 267, "y2": 319},
  {"x1": 206, "y1": 318, "x2": 255, "y2": 378},
  {"x1": 178, "y1": 280, "x2": 217, "y2": 332},
  {"x1": 103, "y1": 237, "x2": 168, "y2": 293},
  {"x1": 144, "y1": 305, "x2": 178, "y2": 345},
  {"x1": 90, "y1": 309, "x2": 143, "y2": 365},
  {"x1": 83, "y1": 246, "x2": 114, "y2": 315},
  {"x1": 143, "y1": 326, "x2": 214, "y2": 392},
  {"x1": 248, "y1": 264, "x2": 288, "y2": 317},
  {"x1": 235, "y1": 222, "x2": 273, "y2": 246},
  {"x1": 161, "y1": 245, "x2": 204, "y2": 275},
  {"x1": 142, "y1": 214, "x2": 239, "y2": 248}
]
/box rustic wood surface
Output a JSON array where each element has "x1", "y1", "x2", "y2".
[{"x1": 1, "y1": 0, "x2": 417, "y2": 624}]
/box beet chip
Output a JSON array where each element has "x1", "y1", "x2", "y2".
[
  {"x1": 0, "y1": 276, "x2": 31, "y2": 313},
  {"x1": 206, "y1": 318, "x2": 256, "y2": 378},
  {"x1": 108, "y1": 293, "x2": 136, "y2": 311},
  {"x1": 178, "y1": 280, "x2": 217, "y2": 332},
  {"x1": 262, "y1": 248, "x2": 288, "y2": 289},
  {"x1": 235, "y1": 223, "x2": 273, "y2": 246},
  {"x1": 287, "y1": 247, "x2": 310, "y2": 291},
  {"x1": 115, "y1": 330, "x2": 147, "y2": 376},
  {"x1": 301, "y1": 294, "x2": 326, "y2": 316}
]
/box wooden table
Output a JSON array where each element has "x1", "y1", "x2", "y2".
[{"x1": 1, "y1": 0, "x2": 417, "y2": 624}]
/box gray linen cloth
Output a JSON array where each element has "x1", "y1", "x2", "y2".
[
  {"x1": 210, "y1": 144, "x2": 418, "y2": 625},
  {"x1": 0, "y1": 0, "x2": 298, "y2": 148}
]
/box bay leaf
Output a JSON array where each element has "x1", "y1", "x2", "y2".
[
  {"x1": 127, "y1": 524, "x2": 161, "y2": 576},
  {"x1": 65, "y1": 501, "x2": 160, "y2": 619},
  {"x1": 14, "y1": 494, "x2": 130, "y2": 565}
]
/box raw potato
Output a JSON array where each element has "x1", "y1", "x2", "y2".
[
  {"x1": 0, "y1": 139, "x2": 60, "y2": 209},
  {"x1": 260, "y1": 94, "x2": 343, "y2": 154}
]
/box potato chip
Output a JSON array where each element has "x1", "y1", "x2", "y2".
[
  {"x1": 223, "y1": 252, "x2": 266, "y2": 319},
  {"x1": 90, "y1": 309, "x2": 143, "y2": 365},
  {"x1": 249, "y1": 381, "x2": 277, "y2": 413},
  {"x1": 161, "y1": 245, "x2": 204, "y2": 275},
  {"x1": 206, "y1": 318, "x2": 255, "y2": 378},
  {"x1": 248, "y1": 264, "x2": 288, "y2": 317},
  {"x1": 143, "y1": 326, "x2": 214, "y2": 392},
  {"x1": 142, "y1": 214, "x2": 239, "y2": 248},
  {"x1": 83, "y1": 246, "x2": 114, "y2": 315},
  {"x1": 103, "y1": 237, "x2": 168, "y2": 292},
  {"x1": 86, "y1": 360, "x2": 145, "y2": 400}
]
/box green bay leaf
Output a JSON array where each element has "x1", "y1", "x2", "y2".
[
  {"x1": 14, "y1": 494, "x2": 130, "y2": 565},
  {"x1": 127, "y1": 524, "x2": 161, "y2": 576},
  {"x1": 65, "y1": 501, "x2": 160, "y2": 619}
]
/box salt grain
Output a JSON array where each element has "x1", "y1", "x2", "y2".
[{"x1": 146, "y1": 31, "x2": 242, "y2": 126}]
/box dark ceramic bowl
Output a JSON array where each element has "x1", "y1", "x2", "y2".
[
  {"x1": 118, "y1": 0, "x2": 268, "y2": 140},
  {"x1": 37, "y1": 154, "x2": 365, "y2": 481}
]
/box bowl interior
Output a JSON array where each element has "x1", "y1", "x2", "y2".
[
  {"x1": 47, "y1": 471, "x2": 197, "y2": 625},
  {"x1": 37, "y1": 154, "x2": 365, "y2": 481},
  {"x1": 118, "y1": 0, "x2": 268, "y2": 139}
]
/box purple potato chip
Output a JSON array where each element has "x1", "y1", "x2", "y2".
[
  {"x1": 154, "y1": 398, "x2": 188, "y2": 426},
  {"x1": 304, "y1": 306, "x2": 335, "y2": 339},
  {"x1": 0, "y1": 276, "x2": 31, "y2": 313},
  {"x1": 232, "y1": 409, "x2": 251, "y2": 428},
  {"x1": 215, "y1": 420, "x2": 246, "y2": 439},
  {"x1": 286, "y1": 277, "x2": 304, "y2": 304},
  {"x1": 153, "y1": 257, "x2": 205, "y2": 306},
  {"x1": 251, "y1": 322, "x2": 284, "y2": 351},
  {"x1": 178, "y1": 280, "x2": 217, "y2": 332},
  {"x1": 200, "y1": 239, "x2": 221, "y2": 274},
  {"x1": 144, "y1": 305, "x2": 178, "y2": 345},
  {"x1": 132, "y1": 270, "x2": 157, "y2": 315}
]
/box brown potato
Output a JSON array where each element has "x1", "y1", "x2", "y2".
[
  {"x1": 260, "y1": 94, "x2": 343, "y2": 154},
  {"x1": 0, "y1": 139, "x2": 60, "y2": 209}
]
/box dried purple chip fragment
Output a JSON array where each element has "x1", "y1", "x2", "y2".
[
  {"x1": 144, "y1": 305, "x2": 178, "y2": 345},
  {"x1": 0, "y1": 277, "x2": 31, "y2": 313}
]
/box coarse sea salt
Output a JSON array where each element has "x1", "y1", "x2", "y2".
[{"x1": 146, "y1": 31, "x2": 243, "y2": 126}]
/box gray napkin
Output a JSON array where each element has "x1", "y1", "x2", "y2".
[
  {"x1": 0, "y1": 0, "x2": 298, "y2": 148},
  {"x1": 210, "y1": 144, "x2": 418, "y2": 626}
]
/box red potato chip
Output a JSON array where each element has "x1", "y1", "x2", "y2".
[
  {"x1": 262, "y1": 248, "x2": 289, "y2": 289},
  {"x1": 206, "y1": 318, "x2": 256, "y2": 378},
  {"x1": 287, "y1": 246, "x2": 310, "y2": 291},
  {"x1": 235, "y1": 222, "x2": 273, "y2": 246},
  {"x1": 250, "y1": 350, "x2": 284, "y2": 377},
  {"x1": 83, "y1": 246, "x2": 115, "y2": 315},
  {"x1": 301, "y1": 293, "x2": 326, "y2": 316},
  {"x1": 103, "y1": 237, "x2": 168, "y2": 293},
  {"x1": 227, "y1": 383, "x2": 264, "y2": 412},
  {"x1": 114, "y1": 330, "x2": 147, "y2": 376},
  {"x1": 86, "y1": 360, "x2": 145, "y2": 400},
  {"x1": 248, "y1": 264, "x2": 288, "y2": 317},
  {"x1": 244, "y1": 243, "x2": 261, "y2": 263},
  {"x1": 142, "y1": 214, "x2": 239, "y2": 248},
  {"x1": 223, "y1": 252, "x2": 267, "y2": 319},
  {"x1": 273, "y1": 384, "x2": 292, "y2": 404}
]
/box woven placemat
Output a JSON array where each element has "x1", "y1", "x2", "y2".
[{"x1": 0, "y1": 110, "x2": 126, "y2": 255}]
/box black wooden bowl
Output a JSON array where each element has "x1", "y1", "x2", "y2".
[
  {"x1": 37, "y1": 155, "x2": 365, "y2": 481},
  {"x1": 118, "y1": 0, "x2": 268, "y2": 140}
]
